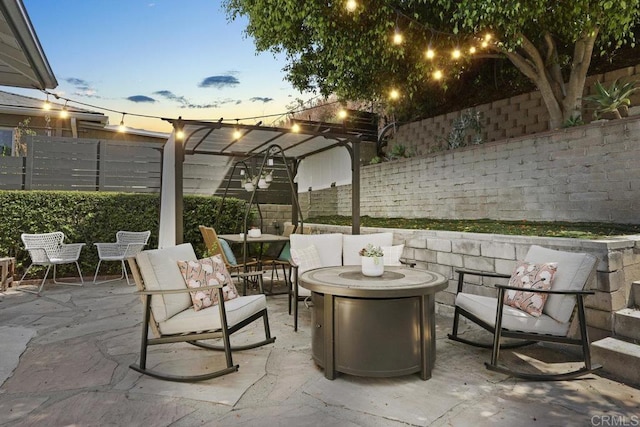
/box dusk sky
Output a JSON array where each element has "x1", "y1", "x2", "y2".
[{"x1": 6, "y1": 0, "x2": 308, "y2": 133}]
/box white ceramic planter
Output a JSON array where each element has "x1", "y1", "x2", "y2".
[{"x1": 361, "y1": 256, "x2": 384, "y2": 277}]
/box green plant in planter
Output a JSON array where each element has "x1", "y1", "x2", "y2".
[{"x1": 584, "y1": 79, "x2": 639, "y2": 119}]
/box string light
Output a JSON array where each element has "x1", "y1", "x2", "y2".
[
  {"x1": 451, "y1": 48, "x2": 461, "y2": 60},
  {"x1": 393, "y1": 30, "x2": 403, "y2": 45},
  {"x1": 469, "y1": 46, "x2": 477, "y2": 54},
  {"x1": 433, "y1": 70, "x2": 443, "y2": 80},
  {"x1": 233, "y1": 120, "x2": 242, "y2": 139},
  {"x1": 118, "y1": 113, "x2": 126, "y2": 133},
  {"x1": 43, "y1": 94, "x2": 51, "y2": 111},
  {"x1": 338, "y1": 109, "x2": 348, "y2": 119},
  {"x1": 345, "y1": 0, "x2": 357, "y2": 12},
  {"x1": 176, "y1": 128, "x2": 185, "y2": 140},
  {"x1": 59, "y1": 100, "x2": 69, "y2": 119},
  {"x1": 291, "y1": 122, "x2": 300, "y2": 133},
  {"x1": 389, "y1": 89, "x2": 400, "y2": 100},
  {"x1": 425, "y1": 47, "x2": 435, "y2": 59}
]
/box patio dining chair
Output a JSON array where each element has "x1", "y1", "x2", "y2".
[
  {"x1": 199, "y1": 225, "x2": 265, "y2": 294},
  {"x1": 93, "y1": 230, "x2": 151, "y2": 285},
  {"x1": 19, "y1": 232, "x2": 85, "y2": 295},
  {"x1": 448, "y1": 245, "x2": 602, "y2": 380}
]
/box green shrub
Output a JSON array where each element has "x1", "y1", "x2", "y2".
[{"x1": 0, "y1": 190, "x2": 249, "y2": 278}]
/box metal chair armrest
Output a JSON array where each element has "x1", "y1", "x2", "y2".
[
  {"x1": 135, "y1": 284, "x2": 222, "y2": 296},
  {"x1": 494, "y1": 283, "x2": 595, "y2": 295},
  {"x1": 59, "y1": 243, "x2": 85, "y2": 259}
]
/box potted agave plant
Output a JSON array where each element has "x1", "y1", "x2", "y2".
[{"x1": 359, "y1": 243, "x2": 385, "y2": 277}]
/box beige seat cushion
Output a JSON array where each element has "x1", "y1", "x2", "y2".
[
  {"x1": 524, "y1": 245, "x2": 597, "y2": 323},
  {"x1": 290, "y1": 233, "x2": 343, "y2": 268},
  {"x1": 135, "y1": 243, "x2": 196, "y2": 322},
  {"x1": 342, "y1": 232, "x2": 394, "y2": 265},
  {"x1": 456, "y1": 292, "x2": 570, "y2": 336},
  {"x1": 159, "y1": 294, "x2": 267, "y2": 335}
]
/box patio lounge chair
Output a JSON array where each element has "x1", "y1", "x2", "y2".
[
  {"x1": 93, "y1": 230, "x2": 151, "y2": 285},
  {"x1": 128, "y1": 243, "x2": 275, "y2": 382},
  {"x1": 19, "y1": 232, "x2": 85, "y2": 295},
  {"x1": 448, "y1": 245, "x2": 602, "y2": 380}
]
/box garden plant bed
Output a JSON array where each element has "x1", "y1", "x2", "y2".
[{"x1": 307, "y1": 216, "x2": 640, "y2": 240}]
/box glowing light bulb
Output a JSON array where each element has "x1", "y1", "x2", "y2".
[
  {"x1": 452, "y1": 48, "x2": 461, "y2": 59},
  {"x1": 338, "y1": 109, "x2": 348, "y2": 119},
  {"x1": 345, "y1": 0, "x2": 357, "y2": 12},
  {"x1": 433, "y1": 70, "x2": 443, "y2": 80},
  {"x1": 59, "y1": 107, "x2": 69, "y2": 119},
  {"x1": 425, "y1": 48, "x2": 435, "y2": 59},
  {"x1": 291, "y1": 123, "x2": 300, "y2": 133},
  {"x1": 481, "y1": 40, "x2": 489, "y2": 48},
  {"x1": 43, "y1": 100, "x2": 51, "y2": 111},
  {"x1": 393, "y1": 31, "x2": 403, "y2": 45},
  {"x1": 233, "y1": 129, "x2": 242, "y2": 139},
  {"x1": 389, "y1": 89, "x2": 400, "y2": 100},
  {"x1": 484, "y1": 33, "x2": 492, "y2": 42},
  {"x1": 469, "y1": 46, "x2": 477, "y2": 54},
  {"x1": 176, "y1": 129, "x2": 185, "y2": 140}
]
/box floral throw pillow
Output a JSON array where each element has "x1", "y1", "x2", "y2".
[
  {"x1": 504, "y1": 261, "x2": 558, "y2": 317},
  {"x1": 177, "y1": 255, "x2": 239, "y2": 311}
]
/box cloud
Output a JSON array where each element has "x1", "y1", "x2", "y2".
[
  {"x1": 153, "y1": 89, "x2": 219, "y2": 109},
  {"x1": 250, "y1": 97, "x2": 274, "y2": 103},
  {"x1": 64, "y1": 77, "x2": 100, "y2": 98},
  {"x1": 127, "y1": 95, "x2": 156, "y2": 103},
  {"x1": 199, "y1": 75, "x2": 240, "y2": 89}
]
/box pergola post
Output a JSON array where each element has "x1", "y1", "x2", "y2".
[
  {"x1": 174, "y1": 132, "x2": 184, "y2": 245},
  {"x1": 352, "y1": 140, "x2": 360, "y2": 235}
]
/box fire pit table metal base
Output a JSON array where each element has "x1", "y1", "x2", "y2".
[{"x1": 300, "y1": 266, "x2": 447, "y2": 380}]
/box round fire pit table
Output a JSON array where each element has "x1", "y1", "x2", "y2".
[{"x1": 299, "y1": 265, "x2": 447, "y2": 380}]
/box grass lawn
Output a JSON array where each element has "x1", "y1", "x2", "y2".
[{"x1": 307, "y1": 216, "x2": 640, "y2": 240}]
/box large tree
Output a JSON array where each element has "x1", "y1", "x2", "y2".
[{"x1": 224, "y1": 0, "x2": 640, "y2": 129}]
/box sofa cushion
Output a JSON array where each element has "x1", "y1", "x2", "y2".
[
  {"x1": 158, "y1": 294, "x2": 267, "y2": 335},
  {"x1": 504, "y1": 261, "x2": 557, "y2": 317},
  {"x1": 177, "y1": 255, "x2": 239, "y2": 311},
  {"x1": 136, "y1": 243, "x2": 196, "y2": 322},
  {"x1": 290, "y1": 244, "x2": 323, "y2": 274},
  {"x1": 382, "y1": 244, "x2": 404, "y2": 266},
  {"x1": 342, "y1": 232, "x2": 394, "y2": 265},
  {"x1": 290, "y1": 233, "x2": 343, "y2": 268},
  {"x1": 524, "y1": 245, "x2": 597, "y2": 323},
  {"x1": 456, "y1": 292, "x2": 570, "y2": 336}
]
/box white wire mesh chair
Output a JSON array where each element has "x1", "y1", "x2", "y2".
[
  {"x1": 93, "y1": 231, "x2": 151, "y2": 285},
  {"x1": 20, "y1": 232, "x2": 85, "y2": 294}
]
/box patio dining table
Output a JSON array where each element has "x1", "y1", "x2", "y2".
[{"x1": 218, "y1": 233, "x2": 290, "y2": 294}]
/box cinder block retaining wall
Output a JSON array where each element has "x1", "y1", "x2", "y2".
[
  {"x1": 300, "y1": 117, "x2": 640, "y2": 224},
  {"x1": 305, "y1": 223, "x2": 640, "y2": 341},
  {"x1": 397, "y1": 65, "x2": 640, "y2": 156}
]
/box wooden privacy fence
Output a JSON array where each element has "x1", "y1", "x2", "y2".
[
  {"x1": 0, "y1": 136, "x2": 293, "y2": 203},
  {"x1": 0, "y1": 136, "x2": 162, "y2": 192}
]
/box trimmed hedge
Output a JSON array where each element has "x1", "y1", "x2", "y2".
[{"x1": 0, "y1": 190, "x2": 249, "y2": 278}]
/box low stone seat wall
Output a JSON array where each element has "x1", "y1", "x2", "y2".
[{"x1": 307, "y1": 223, "x2": 640, "y2": 341}]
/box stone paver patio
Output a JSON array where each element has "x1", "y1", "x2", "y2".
[{"x1": 0, "y1": 280, "x2": 638, "y2": 426}]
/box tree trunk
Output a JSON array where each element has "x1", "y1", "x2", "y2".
[{"x1": 496, "y1": 31, "x2": 597, "y2": 130}]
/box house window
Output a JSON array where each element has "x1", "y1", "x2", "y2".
[{"x1": 0, "y1": 128, "x2": 14, "y2": 156}]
